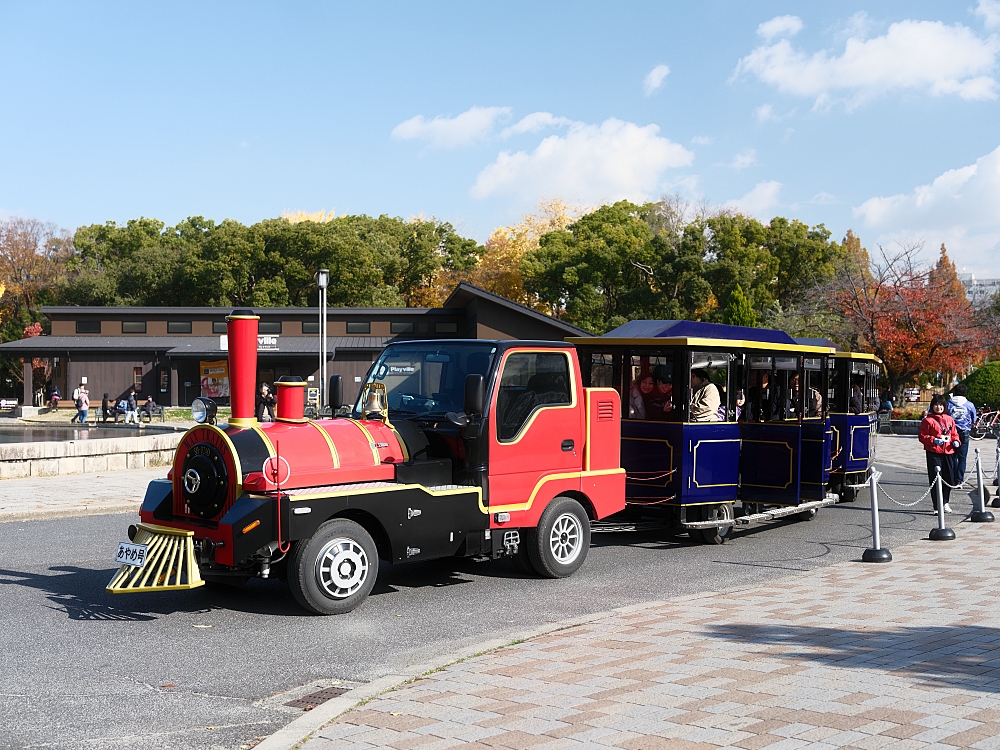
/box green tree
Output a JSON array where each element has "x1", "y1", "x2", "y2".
[
  {"x1": 962, "y1": 362, "x2": 1000, "y2": 409},
  {"x1": 522, "y1": 201, "x2": 657, "y2": 332},
  {"x1": 724, "y1": 284, "x2": 757, "y2": 327}
]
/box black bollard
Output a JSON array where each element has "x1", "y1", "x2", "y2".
[
  {"x1": 929, "y1": 466, "x2": 956, "y2": 540},
  {"x1": 971, "y1": 447, "x2": 995, "y2": 523},
  {"x1": 862, "y1": 468, "x2": 891, "y2": 562}
]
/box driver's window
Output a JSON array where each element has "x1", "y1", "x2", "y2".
[{"x1": 496, "y1": 352, "x2": 572, "y2": 441}]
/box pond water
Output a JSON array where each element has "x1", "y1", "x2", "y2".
[{"x1": 0, "y1": 427, "x2": 150, "y2": 443}]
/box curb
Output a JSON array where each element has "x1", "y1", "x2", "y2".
[
  {"x1": 0, "y1": 505, "x2": 139, "y2": 523},
  {"x1": 253, "y1": 599, "x2": 670, "y2": 750}
]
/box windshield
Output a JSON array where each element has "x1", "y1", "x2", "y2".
[{"x1": 355, "y1": 342, "x2": 497, "y2": 416}]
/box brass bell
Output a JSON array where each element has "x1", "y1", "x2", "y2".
[{"x1": 364, "y1": 386, "x2": 386, "y2": 417}]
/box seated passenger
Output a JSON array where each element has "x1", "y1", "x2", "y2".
[
  {"x1": 690, "y1": 369, "x2": 720, "y2": 422},
  {"x1": 647, "y1": 368, "x2": 673, "y2": 421},
  {"x1": 790, "y1": 373, "x2": 823, "y2": 418},
  {"x1": 629, "y1": 373, "x2": 653, "y2": 419},
  {"x1": 850, "y1": 378, "x2": 864, "y2": 415}
]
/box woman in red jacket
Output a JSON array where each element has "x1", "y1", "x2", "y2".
[{"x1": 918, "y1": 394, "x2": 961, "y2": 512}]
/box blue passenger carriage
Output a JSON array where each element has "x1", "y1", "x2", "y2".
[
  {"x1": 570, "y1": 321, "x2": 838, "y2": 543},
  {"x1": 826, "y1": 351, "x2": 882, "y2": 502}
]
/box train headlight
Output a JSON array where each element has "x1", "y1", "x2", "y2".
[{"x1": 191, "y1": 397, "x2": 218, "y2": 425}]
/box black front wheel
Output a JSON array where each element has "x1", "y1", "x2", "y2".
[
  {"x1": 526, "y1": 497, "x2": 591, "y2": 578},
  {"x1": 288, "y1": 519, "x2": 379, "y2": 615}
]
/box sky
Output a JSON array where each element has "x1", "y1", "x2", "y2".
[{"x1": 1, "y1": 1, "x2": 998, "y2": 276}]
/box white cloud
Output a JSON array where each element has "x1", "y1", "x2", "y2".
[
  {"x1": 723, "y1": 180, "x2": 782, "y2": 217},
  {"x1": 728, "y1": 148, "x2": 758, "y2": 170},
  {"x1": 854, "y1": 144, "x2": 1000, "y2": 273},
  {"x1": 754, "y1": 104, "x2": 776, "y2": 123},
  {"x1": 757, "y1": 15, "x2": 804, "y2": 41},
  {"x1": 642, "y1": 64, "x2": 671, "y2": 96},
  {"x1": 734, "y1": 20, "x2": 1000, "y2": 109},
  {"x1": 691, "y1": 135, "x2": 714, "y2": 145},
  {"x1": 471, "y1": 118, "x2": 694, "y2": 204},
  {"x1": 391, "y1": 106, "x2": 511, "y2": 148},
  {"x1": 976, "y1": 0, "x2": 1000, "y2": 29},
  {"x1": 837, "y1": 11, "x2": 875, "y2": 41},
  {"x1": 500, "y1": 112, "x2": 571, "y2": 138}
]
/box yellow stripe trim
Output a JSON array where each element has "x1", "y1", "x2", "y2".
[
  {"x1": 345, "y1": 419, "x2": 381, "y2": 464},
  {"x1": 489, "y1": 468, "x2": 625, "y2": 513},
  {"x1": 256, "y1": 483, "x2": 487, "y2": 513},
  {"x1": 306, "y1": 421, "x2": 341, "y2": 468},
  {"x1": 567, "y1": 336, "x2": 834, "y2": 355}
]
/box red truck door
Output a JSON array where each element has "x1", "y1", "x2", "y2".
[{"x1": 487, "y1": 348, "x2": 584, "y2": 519}]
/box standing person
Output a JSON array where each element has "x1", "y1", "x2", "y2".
[
  {"x1": 689, "y1": 369, "x2": 720, "y2": 422},
  {"x1": 255, "y1": 383, "x2": 275, "y2": 422},
  {"x1": 101, "y1": 393, "x2": 113, "y2": 422},
  {"x1": 76, "y1": 387, "x2": 90, "y2": 424},
  {"x1": 918, "y1": 394, "x2": 960, "y2": 513},
  {"x1": 70, "y1": 383, "x2": 85, "y2": 423},
  {"x1": 124, "y1": 389, "x2": 139, "y2": 424},
  {"x1": 948, "y1": 383, "x2": 977, "y2": 484}
]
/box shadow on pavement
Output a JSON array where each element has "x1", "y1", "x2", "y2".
[
  {"x1": 0, "y1": 565, "x2": 303, "y2": 621},
  {"x1": 704, "y1": 623, "x2": 1000, "y2": 693}
]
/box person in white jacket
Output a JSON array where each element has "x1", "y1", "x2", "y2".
[{"x1": 689, "y1": 369, "x2": 720, "y2": 422}]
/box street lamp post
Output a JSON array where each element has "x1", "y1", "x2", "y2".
[{"x1": 317, "y1": 268, "x2": 329, "y2": 414}]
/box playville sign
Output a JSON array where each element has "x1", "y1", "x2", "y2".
[{"x1": 218, "y1": 335, "x2": 279, "y2": 352}]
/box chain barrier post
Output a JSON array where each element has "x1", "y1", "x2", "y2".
[
  {"x1": 862, "y1": 467, "x2": 891, "y2": 562},
  {"x1": 971, "y1": 447, "x2": 995, "y2": 523},
  {"x1": 991, "y1": 442, "x2": 1000, "y2": 508},
  {"x1": 929, "y1": 466, "x2": 956, "y2": 541}
]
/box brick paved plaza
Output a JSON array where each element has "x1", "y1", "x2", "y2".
[{"x1": 302, "y1": 489, "x2": 1000, "y2": 749}]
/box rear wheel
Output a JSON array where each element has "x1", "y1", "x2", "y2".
[
  {"x1": 288, "y1": 519, "x2": 378, "y2": 615},
  {"x1": 971, "y1": 424, "x2": 987, "y2": 440},
  {"x1": 526, "y1": 497, "x2": 591, "y2": 578},
  {"x1": 839, "y1": 485, "x2": 857, "y2": 503},
  {"x1": 698, "y1": 503, "x2": 734, "y2": 545}
]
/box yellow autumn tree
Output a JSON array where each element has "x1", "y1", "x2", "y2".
[
  {"x1": 425, "y1": 198, "x2": 584, "y2": 309},
  {"x1": 281, "y1": 209, "x2": 336, "y2": 224}
]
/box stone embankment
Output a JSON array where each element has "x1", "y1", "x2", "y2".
[{"x1": 0, "y1": 429, "x2": 184, "y2": 479}]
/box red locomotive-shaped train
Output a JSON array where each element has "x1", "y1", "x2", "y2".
[{"x1": 108, "y1": 310, "x2": 626, "y2": 614}]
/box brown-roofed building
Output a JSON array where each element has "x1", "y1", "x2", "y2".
[{"x1": 0, "y1": 283, "x2": 589, "y2": 408}]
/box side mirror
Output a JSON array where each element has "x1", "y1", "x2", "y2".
[
  {"x1": 328, "y1": 374, "x2": 343, "y2": 412},
  {"x1": 464, "y1": 374, "x2": 485, "y2": 415}
]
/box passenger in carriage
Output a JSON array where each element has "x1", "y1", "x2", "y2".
[
  {"x1": 849, "y1": 377, "x2": 864, "y2": 415},
  {"x1": 628, "y1": 371, "x2": 654, "y2": 419},
  {"x1": 790, "y1": 373, "x2": 823, "y2": 418},
  {"x1": 689, "y1": 368, "x2": 720, "y2": 422},
  {"x1": 647, "y1": 366, "x2": 674, "y2": 421}
]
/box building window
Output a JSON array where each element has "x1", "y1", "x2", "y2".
[
  {"x1": 212, "y1": 321, "x2": 227, "y2": 334},
  {"x1": 302, "y1": 321, "x2": 320, "y2": 334},
  {"x1": 133, "y1": 367, "x2": 143, "y2": 392},
  {"x1": 259, "y1": 321, "x2": 282, "y2": 334},
  {"x1": 76, "y1": 320, "x2": 101, "y2": 334},
  {"x1": 346, "y1": 321, "x2": 370, "y2": 334},
  {"x1": 390, "y1": 322, "x2": 413, "y2": 334},
  {"x1": 167, "y1": 321, "x2": 192, "y2": 334},
  {"x1": 435, "y1": 322, "x2": 458, "y2": 333},
  {"x1": 121, "y1": 321, "x2": 146, "y2": 334}
]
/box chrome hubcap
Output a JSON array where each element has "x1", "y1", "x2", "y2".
[
  {"x1": 315, "y1": 537, "x2": 369, "y2": 599},
  {"x1": 549, "y1": 513, "x2": 583, "y2": 564}
]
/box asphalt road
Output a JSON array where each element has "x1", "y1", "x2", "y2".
[{"x1": 0, "y1": 463, "x2": 984, "y2": 750}]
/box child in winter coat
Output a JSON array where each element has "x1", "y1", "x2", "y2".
[{"x1": 918, "y1": 394, "x2": 961, "y2": 512}]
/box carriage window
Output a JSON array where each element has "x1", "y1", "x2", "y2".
[
  {"x1": 589, "y1": 353, "x2": 615, "y2": 388},
  {"x1": 745, "y1": 357, "x2": 772, "y2": 422},
  {"x1": 798, "y1": 360, "x2": 825, "y2": 418},
  {"x1": 627, "y1": 354, "x2": 675, "y2": 420},
  {"x1": 496, "y1": 352, "x2": 572, "y2": 441},
  {"x1": 690, "y1": 351, "x2": 730, "y2": 422},
  {"x1": 828, "y1": 359, "x2": 840, "y2": 413}
]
